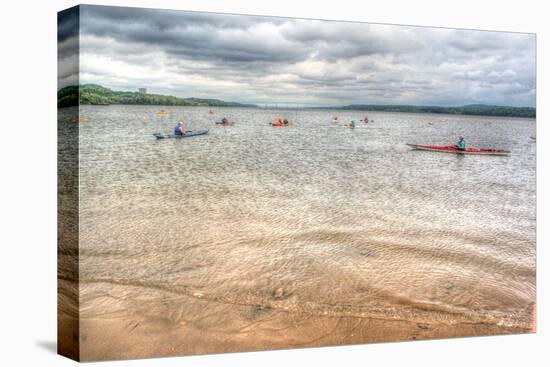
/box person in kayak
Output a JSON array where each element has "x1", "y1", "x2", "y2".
[
  {"x1": 283, "y1": 118, "x2": 289, "y2": 125},
  {"x1": 364, "y1": 117, "x2": 369, "y2": 124},
  {"x1": 455, "y1": 136, "x2": 466, "y2": 150},
  {"x1": 174, "y1": 120, "x2": 186, "y2": 136},
  {"x1": 350, "y1": 120, "x2": 356, "y2": 128},
  {"x1": 221, "y1": 117, "x2": 229, "y2": 124}
]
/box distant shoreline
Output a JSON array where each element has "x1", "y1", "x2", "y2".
[
  {"x1": 58, "y1": 84, "x2": 536, "y2": 118},
  {"x1": 323, "y1": 104, "x2": 535, "y2": 118}
]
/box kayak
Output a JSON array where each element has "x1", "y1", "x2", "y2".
[
  {"x1": 271, "y1": 122, "x2": 289, "y2": 126},
  {"x1": 407, "y1": 144, "x2": 510, "y2": 156},
  {"x1": 71, "y1": 116, "x2": 89, "y2": 123},
  {"x1": 154, "y1": 130, "x2": 209, "y2": 139},
  {"x1": 216, "y1": 121, "x2": 234, "y2": 125}
]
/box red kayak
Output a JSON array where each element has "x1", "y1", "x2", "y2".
[
  {"x1": 216, "y1": 121, "x2": 234, "y2": 125},
  {"x1": 407, "y1": 144, "x2": 510, "y2": 156}
]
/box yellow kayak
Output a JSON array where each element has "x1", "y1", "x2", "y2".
[{"x1": 72, "y1": 116, "x2": 89, "y2": 123}]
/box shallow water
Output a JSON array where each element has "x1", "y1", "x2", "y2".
[{"x1": 74, "y1": 105, "x2": 535, "y2": 346}]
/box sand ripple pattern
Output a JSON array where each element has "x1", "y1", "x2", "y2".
[{"x1": 76, "y1": 106, "x2": 536, "y2": 331}]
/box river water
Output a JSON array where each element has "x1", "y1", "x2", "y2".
[{"x1": 72, "y1": 105, "x2": 535, "y2": 358}]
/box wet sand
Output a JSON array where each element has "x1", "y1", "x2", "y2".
[{"x1": 77, "y1": 283, "x2": 533, "y2": 361}]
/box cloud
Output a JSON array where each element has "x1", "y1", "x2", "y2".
[
  {"x1": 58, "y1": 6, "x2": 80, "y2": 88},
  {"x1": 74, "y1": 5, "x2": 536, "y2": 107},
  {"x1": 58, "y1": 6, "x2": 79, "y2": 42}
]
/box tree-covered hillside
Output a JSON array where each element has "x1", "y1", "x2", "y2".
[
  {"x1": 57, "y1": 84, "x2": 536, "y2": 118},
  {"x1": 57, "y1": 84, "x2": 254, "y2": 108}
]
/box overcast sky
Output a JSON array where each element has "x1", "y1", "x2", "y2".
[{"x1": 59, "y1": 5, "x2": 536, "y2": 107}]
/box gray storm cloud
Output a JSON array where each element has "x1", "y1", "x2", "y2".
[{"x1": 64, "y1": 5, "x2": 536, "y2": 107}]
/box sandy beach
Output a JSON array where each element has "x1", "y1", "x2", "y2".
[{"x1": 76, "y1": 282, "x2": 533, "y2": 361}]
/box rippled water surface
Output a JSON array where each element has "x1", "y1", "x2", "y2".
[{"x1": 76, "y1": 105, "x2": 536, "y2": 339}]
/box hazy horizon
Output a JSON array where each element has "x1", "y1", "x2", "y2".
[{"x1": 61, "y1": 83, "x2": 537, "y2": 109}]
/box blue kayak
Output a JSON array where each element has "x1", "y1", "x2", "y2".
[{"x1": 154, "y1": 130, "x2": 209, "y2": 139}]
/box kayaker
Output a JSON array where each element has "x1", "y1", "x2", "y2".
[
  {"x1": 174, "y1": 120, "x2": 186, "y2": 136},
  {"x1": 283, "y1": 118, "x2": 289, "y2": 125},
  {"x1": 364, "y1": 117, "x2": 369, "y2": 124},
  {"x1": 350, "y1": 120, "x2": 356, "y2": 128},
  {"x1": 455, "y1": 136, "x2": 466, "y2": 151},
  {"x1": 221, "y1": 117, "x2": 229, "y2": 124}
]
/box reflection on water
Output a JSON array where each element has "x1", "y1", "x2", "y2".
[{"x1": 74, "y1": 105, "x2": 535, "y2": 355}]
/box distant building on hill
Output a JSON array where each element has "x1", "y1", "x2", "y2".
[{"x1": 138, "y1": 88, "x2": 147, "y2": 94}]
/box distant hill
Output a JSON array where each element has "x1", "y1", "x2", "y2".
[
  {"x1": 58, "y1": 85, "x2": 536, "y2": 118},
  {"x1": 332, "y1": 103, "x2": 536, "y2": 118},
  {"x1": 57, "y1": 84, "x2": 255, "y2": 108}
]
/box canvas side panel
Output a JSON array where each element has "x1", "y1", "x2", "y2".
[{"x1": 57, "y1": 5, "x2": 80, "y2": 362}]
